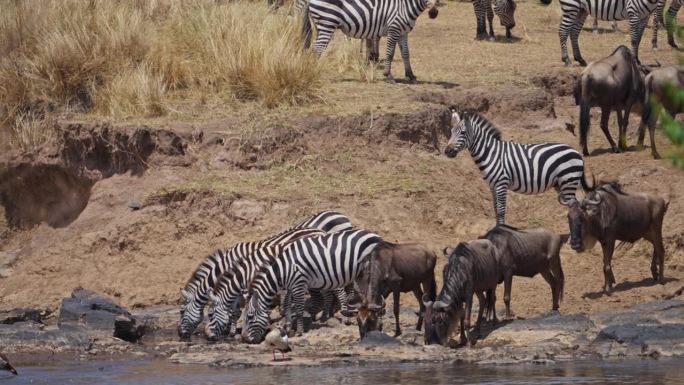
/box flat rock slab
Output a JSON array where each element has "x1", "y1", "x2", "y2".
[
  {"x1": 0, "y1": 308, "x2": 46, "y2": 325},
  {"x1": 59, "y1": 288, "x2": 131, "y2": 331},
  {"x1": 358, "y1": 331, "x2": 402, "y2": 346},
  {"x1": 501, "y1": 312, "x2": 595, "y2": 333}
]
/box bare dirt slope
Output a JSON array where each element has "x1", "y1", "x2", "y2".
[{"x1": 1, "y1": 1, "x2": 683, "y2": 320}]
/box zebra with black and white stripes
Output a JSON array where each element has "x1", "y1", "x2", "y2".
[
  {"x1": 241, "y1": 229, "x2": 383, "y2": 343},
  {"x1": 302, "y1": 0, "x2": 439, "y2": 83},
  {"x1": 550, "y1": 0, "x2": 661, "y2": 65},
  {"x1": 473, "y1": 0, "x2": 517, "y2": 40},
  {"x1": 443, "y1": 110, "x2": 589, "y2": 225},
  {"x1": 178, "y1": 211, "x2": 352, "y2": 340}
]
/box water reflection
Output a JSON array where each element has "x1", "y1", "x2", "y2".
[{"x1": 5, "y1": 358, "x2": 684, "y2": 385}]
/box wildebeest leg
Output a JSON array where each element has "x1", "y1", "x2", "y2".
[
  {"x1": 413, "y1": 287, "x2": 425, "y2": 331},
  {"x1": 570, "y1": 11, "x2": 588, "y2": 66},
  {"x1": 550, "y1": 257, "x2": 565, "y2": 310},
  {"x1": 649, "y1": 219, "x2": 666, "y2": 283},
  {"x1": 599, "y1": 106, "x2": 620, "y2": 153},
  {"x1": 616, "y1": 107, "x2": 630, "y2": 152},
  {"x1": 487, "y1": 288, "x2": 498, "y2": 324},
  {"x1": 600, "y1": 239, "x2": 617, "y2": 292},
  {"x1": 465, "y1": 293, "x2": 474, "y2": 346},
  {"x1": 648, "y1": 118, "x2": 661, "y2": 159},
  {"x1": 540, "y1": 270, "x2": 558, "y2": 310},
  {"x1": 398, "y1": 33, "x2": 416, "y2": 83},
  {"x1": 474, "y1": 291, "x2": 486, "y2": 333},
  {"x1": 392, "y1": 289, "x2": 402, "y2": 337},
  {"x1": 503, "y1": 274, "x2": 513, "y2": 319}
]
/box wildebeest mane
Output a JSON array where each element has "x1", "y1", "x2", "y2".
[
  {"x1": 439, "y1": 242, "x2": 473, "y2": 306},
  {"x1": 597, "y1": 180, "x2": 627, "y2": 195}
]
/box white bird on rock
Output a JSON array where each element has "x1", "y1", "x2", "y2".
[
  {"x1": 0, "y1": 353, "x2": 17, "y2": 375},
  {"x1": 265, "y1": 327, "x2": 291, "y2": 361}
]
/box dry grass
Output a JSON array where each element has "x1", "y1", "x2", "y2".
[{"x1": 0, "y1": 0, "x2": 328, "y2": 150}]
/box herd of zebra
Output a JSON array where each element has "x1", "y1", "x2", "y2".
[
  {"x1": 178, "y1": 106, "x2": 668, "y2": 346},
  {"x1": 285, "y1": 0, "x2": 684, "y2": 81}
]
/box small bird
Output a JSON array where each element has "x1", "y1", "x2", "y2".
[
  {"x1": 264, "y1": 327, "x2": 291, "y2": 362},
  {"x1": 0, "y1": 353, "x2": 17, "y2": 375}
]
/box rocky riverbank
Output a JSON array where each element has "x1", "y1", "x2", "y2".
[{"x1": 1, "y1": 289, "x2": 682, "y2": 367}]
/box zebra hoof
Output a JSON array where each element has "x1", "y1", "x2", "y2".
[
  {"x1": 669, "y1": 41, "x2": 679, "y2": 49},
  {"x1": 405, "y1": 76, "x2": 417, "y2": 84},
  {"x1": 577, "y1": 59, "x2": 587, "y2": 67}
]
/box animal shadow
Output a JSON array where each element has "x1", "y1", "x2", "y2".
[
  {"x1": 469, "y1": 318, "x2": 515, "y2": 345},
  {"x1": 491, "y1": 36, "x2": 522, "y2": 44},
  {"x1": 589, "y1": 145, "x2": 641, "y2": 157},
  {"x1": 582, "y1": 277, "x2": 679, "y2": 299}
]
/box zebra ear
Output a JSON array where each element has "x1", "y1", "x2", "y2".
[
  {"x1": 180, "y1": 288, "x2": 191, "y2": 300},
  {"x1": 450, "y1": 110, "x2": 460, "y2": 126}
]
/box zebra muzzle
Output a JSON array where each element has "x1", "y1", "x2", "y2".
[{"x1": 428, "y1": 8, "x2": 438, "y2": 19}]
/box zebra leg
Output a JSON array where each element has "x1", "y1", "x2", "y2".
[
  {"x1": 334, "y1": 288, "x2": 355, "y2": 317},
  {"x1": 473, "y1": 0, "x2": 488, "y2": 39},
  {"x1": 570, "y1": 11, "x2": 588, "y2": 66},
  {"x1": 366, "y1": 38, "x2": 380, "y2": 63},
  {"x1": 290, "y1": 285, "x2": 307, "y2": 336},
  {"x1": 383, "y1": 31, "x2": 399, "y2": 82},
  {"x1": 667, "y1": 3, "x2": 680, "y2": 48},
  {"x1": 398, "y1": 34, "x2": 416, "y2": 83},
  {"x1": 312, "y1": 25, "x2": 336, "y2": 55},
  {"x1": 559, "y1": 10, "x2": 578, "y2": 65},
  {"x1": 628, "y1": 14, "x2": 649, "y2": 64},
  {"x1": 652, "y1": 0, "x2": 666, "y2": 50},
  {"x1": 599, "y1": 106, "x2": 620, "y2": 153},
  {"x1": 486, "y1": 0, "x2": 495, "y2": 41},
  {"x1": 592, "y1": 17, "x2": 598, "y2": 34},
  {"x1": 229, "y1": 301, "x2": 241, "y2": 337},
  {"x1": 491, "y1": 183, "x2": 509, "y2": 225}
]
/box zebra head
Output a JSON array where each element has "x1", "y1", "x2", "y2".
[
  {"x1": 444, "y1": 109, "x2": 469, "y2": 157},
  {"x1": 205, "y1": 292, "x2": 231, "y2": 341},
  {"x1": 178, "y1": 288, "x2": 203, "y2": 340},
  {"x1": 493, "y1": 0, "x2": 516, "y2": 30},
  {"x1": 426, "y1": 0, "x2": 439, "y2": 19},
  {"x1": 241, "y1": 293, "x2": 270, "y2": 344}
]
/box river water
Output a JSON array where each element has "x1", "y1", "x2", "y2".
[{"x1": 3, "y1": 358, "x2": 684, "y2": 385}]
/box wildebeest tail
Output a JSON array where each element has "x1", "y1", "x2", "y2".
[
  {"x1": 427, "y1": 274, "x2": 437, "y2": 302},
  {"x1": 301, "y1": 2, "x2": 312, "y2": 49},
  {"x1": 579, "y1": 75, "x2": 592, "y2": 152}
]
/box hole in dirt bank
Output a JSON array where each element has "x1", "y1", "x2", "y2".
[
  {"x1": 0, "y1": 164, "x2": 93, "y2": 228},
  {"x1": 529, "y1": 71, "x2": 579, "y2": 98},
  {"x1": 0, "y1": 124, "x2": 188, "y2": 228}
]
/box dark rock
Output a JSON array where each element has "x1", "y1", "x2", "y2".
[
  {"x1": 0, "y1": 322, "x2": 91, "y2": 349},
  {"x1": 631, "y1": 299, "x2": 684, "y2": 313},
  {"x1": 59, "y1": 288, "x2": 131, "y2": 331},
  {"x1": 0, "y1": 308, "x2": 48, "y2": 325},
  {"x1": 114, "y1": 315, "x2": 147, "y2": 343},
  {"x1": 358, "y1": 331, "x2": 401, "y2": 346},
  {"x1": 596, "y1": 323, "x2": 684, "y2": 346}
]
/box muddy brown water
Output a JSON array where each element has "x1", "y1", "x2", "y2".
[{"x1": 4, "y1": 358, "x2": 684, "y2": 385}]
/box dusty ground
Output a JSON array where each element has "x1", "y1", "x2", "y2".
[{"x1": 1, "y1": 0, "x2": 683, "y2": 337}]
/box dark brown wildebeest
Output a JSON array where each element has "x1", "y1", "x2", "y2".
[
  {"x1": 574, "y1": 45, "x2": 645, "y2": 156},
  {"x1": 638, "y1": 65, "x2": 684, "y2": 159},
  {"x1": 566, "y1": 181, "x2": 668, "y2": 292},
  {"x1": 423, "y1": 239, "x2": 512, "y2": 346},
  {"x1": 355, "y1": 242, "x2": 437, "y2": 339},
  {"x1": 479, "y1": 225, "x2": 567, "y2": 315}
]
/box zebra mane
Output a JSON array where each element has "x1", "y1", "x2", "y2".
[
  {"x1": 183, "y1": 249, "x2": 224, "y2": 292},
  {"x1": 467, "y1": 112, "x2": 502, "y2": 141}
]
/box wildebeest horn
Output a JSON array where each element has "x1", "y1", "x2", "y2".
[
  {"x1": 422, "y1": 294, "x2": 433, "y2": 308},
  {"x1": 433, "y1": 301, "x2": 448, "y2": 310},
  {"x1": 442, "y1": 246, "x2": 454, "y2": 257}
]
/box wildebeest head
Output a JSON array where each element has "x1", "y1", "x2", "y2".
[
  {"x1": 566, "y1": 193, "x2": 602, "y2": 252},
  {"x1": 426, "y1": 0, "x2": 439, "y2": 19},
  {"x1": 444, "y1": 109, "x2": 469, "y2": 158},
  {"x1": 423, "y1": 295, "x2": 463, "y2": 345},
  {"x1": 356, "y1": 302, "x2": 384, "y2": 339}
]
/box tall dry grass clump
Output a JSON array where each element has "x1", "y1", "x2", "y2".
[{"x1": 0, "y1": 0, "x2": 326, "y2": 150}]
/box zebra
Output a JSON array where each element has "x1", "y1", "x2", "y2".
[
  {"x1": 241, "y1": 229, "x2": 383, "y2": 343},
  {"x1": 302, "y1": 0, "x2": 439, "y2": 83},
  {"x1": 473, "y1": 0, "x2": 517, "y2": 41},
  {"x1": 443, "y1": 109, "x2": 590, "y2": 225},
  {"x1": 178, "y1": 211, "x2": 352, "y2": 339},
  {"x1": 550, "y1": 0, "x2": 661, "y2": 65}
]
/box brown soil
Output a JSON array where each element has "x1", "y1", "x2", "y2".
[{"x1": 1, "y1": 3, "x2": 683, "y2": 325}]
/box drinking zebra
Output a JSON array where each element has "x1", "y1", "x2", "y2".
[
  {"x1": 242, "y1": 229, "x2": 383, "y2": 343},
  {"x1": 443, "y1": 110, "x2": 590, "y2": 225},
  {"x1": 302, "y1": 0, "x2": 439, "y2": 83},
  {"x1": 549, "y1": 0, "x2": 661, "y2": 65},
  {"x1": 178, "y1": 211, "x2": 352, "y2": 339}
]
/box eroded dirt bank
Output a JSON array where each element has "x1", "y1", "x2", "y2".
[{"x1": 1, "y1": 79, "x2": 683, "y2": 365}]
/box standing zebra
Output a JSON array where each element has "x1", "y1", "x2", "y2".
[
  {"x1": 302, "y1": 0, "x2": 439, "y2": 83},
  {"x1": 550, "y1": 0, "x2": 661, "y2": 65},
  {"x1": 242, "y1": 229, "x2": 383, "y2": 343},
  {"x1": 443, "y1": 110, "x2": 589, "y2": 225},
  {"x1": 474, "y1": 0, "x2": 517, "y2": 40},
  {"x1": 178, "y1": 211, "x2": 352, "y2": 340}
]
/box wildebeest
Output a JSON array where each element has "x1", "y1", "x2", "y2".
[
  {"x1": 479, "y1": 225, "x2": 567, "y2": 314},
  {"x1": 638, "y1": 65, "x2": 684, "y2": 159},
  {"x1": 355, "y1": 242, "x2": 437, "y2": 338},
  {"x1": 424, "y1": 240, "x2": 512, "y2": 346},
  {"x1": 574, "y1": 45, "x2": 645, "y2": 156},
  {"x1": 566, "y1": 181, "x2": 668, "y2": 292}
]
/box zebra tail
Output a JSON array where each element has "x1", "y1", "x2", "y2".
[
  {"x1": 579, "y1": 75, "x2": 592, "y2": 153},
  {"x1": 301, "y1": 3, "x2": 312, "y2": 49}
]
